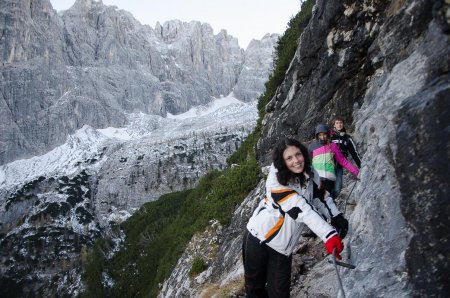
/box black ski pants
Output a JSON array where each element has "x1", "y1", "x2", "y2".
[
  {"x1": 242, "y1": 230, "x2": 292, "y2": 298},
  {"x1": 321, "y1": 178, "x2": 335, "y2": 199}
]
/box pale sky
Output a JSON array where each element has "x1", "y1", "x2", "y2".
[{"x1": 50, "y1": 0, "x2": 302, "y2": 49}]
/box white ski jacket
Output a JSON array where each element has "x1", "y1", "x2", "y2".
[{"x1": 246, "y1": 164, "x2": 341, "y2": 256}]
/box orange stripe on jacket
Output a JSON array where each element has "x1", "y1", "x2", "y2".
[
  {"x1": 277, "y1": 192, "x2": 296, "y2": 204},
  {"x1": 271, "y1": 188, "x2": 294, "y2": 193},
  {"x1": 264, "y1": 216, "x2": 284, "y2": 239}
]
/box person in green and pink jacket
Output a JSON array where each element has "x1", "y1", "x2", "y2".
[{"x1": 308, "y1": 123, "x2": 359, "y2": 199}]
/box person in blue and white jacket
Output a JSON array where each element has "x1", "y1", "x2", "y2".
[{"x1": 242, "y1": 138, "x2": 347, "y2": 298}]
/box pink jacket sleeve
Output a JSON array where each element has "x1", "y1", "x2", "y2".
[{"x1": 331, "y1": 143, "x2": 359, "y2": 177}]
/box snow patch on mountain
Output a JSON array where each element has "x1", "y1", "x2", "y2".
[
  {"x1": 0, "y1": 94, "x2": 256, "y2": 191},
  {"x1": 0, "y1": 126, "x2": 108, "y2": 189},
  {"x1": 167, "y1": 93, "x2": 244, "y2": 120}
]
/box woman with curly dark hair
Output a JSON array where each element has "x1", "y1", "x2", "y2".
[
  {"x1": 272, "y1": 138, "x2": 313, "y2": 186},
  {"x1": 242, "y1": 138, "x2": 346, "y2": 298}
]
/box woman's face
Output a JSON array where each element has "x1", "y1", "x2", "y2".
[{"x1": 283, "y1": 145, "x2": 305, "y2": 174}]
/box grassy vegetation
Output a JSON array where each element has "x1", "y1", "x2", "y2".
[
  {"x1": 189, "y1": 257, "x2": 207, "y2": 278},
  {"x1": 81, "y1": 1, "x2": 315, "y2": 297},
  {"x1": 82, "y1": 160, "x2": 261, "y2": 297}
]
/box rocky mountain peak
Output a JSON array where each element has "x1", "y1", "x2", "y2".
[
  {"x1": 0, "y1": 0, "x2": 277, "y2": 165},
  {"x1": 155, "y1": 20, "x2": 215, "y2": 44},
  {"x1": 233, "y1": 33, "x2": 279, "y2": 102},
  {"x1": 155, "y1": 19, "x2": 184, "y2": 42},
  {"x1": 0, "y1": 0, "x2": 62, "y2": 64},
  {"x1": 71, "y1": 0, "x2": 103, "y2": 10}
]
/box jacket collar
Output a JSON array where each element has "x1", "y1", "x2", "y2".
[{"x1": 333, "y1": 127, "x2": 346, "y2": 136}]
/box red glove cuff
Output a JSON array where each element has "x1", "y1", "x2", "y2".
[{"x1": 325, "y1": 235, "x2": 343, "y2": 260}]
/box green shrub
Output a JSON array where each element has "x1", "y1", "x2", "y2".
[
  {"x1": 189, "y1": 257, "x2": 207, "y2": 278},
  {"x1": 81, "y1": 238, "x2": 109, "y2": 298}
]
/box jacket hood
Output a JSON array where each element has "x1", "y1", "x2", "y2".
[{"x1": 315, "y1": 123, "x2": 330, "y2": 138}]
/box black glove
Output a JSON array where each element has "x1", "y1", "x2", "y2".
[{"x1": 331, "y1": 214, "x2": 349, "y2": 239}]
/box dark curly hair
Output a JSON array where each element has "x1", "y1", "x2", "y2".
[{"x1": 272, "y1": 138, "x2": 313, "y2": 186}]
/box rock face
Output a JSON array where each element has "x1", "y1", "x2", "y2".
[
  {"x1": 0, "y1": 0, "x2": 276, "y2": 165},
  {"x1": 161, "y1": 0, "x2": 450, "y2": 297},
  {"x1": 233, "y1": 34, "x2": 279, "y2": 102}
]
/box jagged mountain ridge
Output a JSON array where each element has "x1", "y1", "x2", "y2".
[
  {"x1": 233, "y1": 34, "x2": 278, "y2": 101},
  {"x1": 0, "y1": 0, "x2": 278, "y2": 165},
  {"x1": 160, "y1": 0, "x2": 450, "y2": 297}
]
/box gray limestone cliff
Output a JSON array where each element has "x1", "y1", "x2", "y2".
[
  {"x1": 0, "y1": 0, "x2": 276, "y2": 165},
  {"x1": 160, "y1": 0, "x2": 450, "y2": 297},
  {"x1": 233, "y1": 33, "x2": 279, "y2": 102}
]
